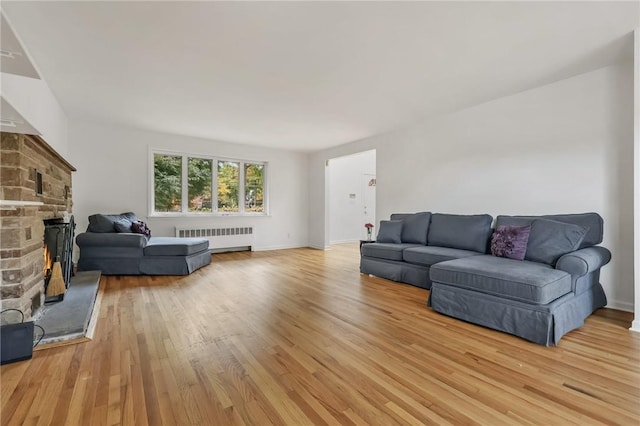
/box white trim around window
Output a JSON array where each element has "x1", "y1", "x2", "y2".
[{"x1": 148, "y1": 147, "x2": 269, "y2": 217}]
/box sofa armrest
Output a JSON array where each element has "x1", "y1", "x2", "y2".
[
  {"x1": 76, "y1": 232, "x2": 148, "y2": 248},
  {"x1": 555, "y1": 246, "x2": 611, "y2": 277}
]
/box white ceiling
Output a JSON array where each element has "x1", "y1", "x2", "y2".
[{"x1": 1, "y1": 1, "x2": 638, "y2": 152}]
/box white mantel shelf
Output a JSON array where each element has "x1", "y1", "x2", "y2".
[{"x1": 0, "y1": 200, "x2": 44, "y2": 207}]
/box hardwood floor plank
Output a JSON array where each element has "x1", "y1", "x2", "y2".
[{"x1": 2, "y1": 244, "x2": 640, "y2": 425}]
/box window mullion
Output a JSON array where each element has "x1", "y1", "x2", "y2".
[
  {"x1": 213, "y1": 159, "x2": 218, "y2": 214},
  {"x1": 182, "y1": 156, "x2": 188, "y2": 213},
  {"x1": 239, "y1": 162, "x2": 245, "y2": 214}
]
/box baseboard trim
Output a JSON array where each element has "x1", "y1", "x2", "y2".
[
  {"x1": 631, "y1": 320, "x2": 640, "y2": 333},
  {"x1": 252, "y1": 244, "x2": 307, "y2": 252},
  {"x1": 308, "y1": 245, "x2": 330, "y2": 250},
  {"x1": 606, "y1": 299, "x2": 634, "y2": 313}
]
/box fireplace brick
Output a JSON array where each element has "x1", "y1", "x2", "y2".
[
  {"x1": 2, "y1": 269, "x2": 23, "y2": 284},
  {"x1": 0, "y1": 228, "x2": 21, "y2": 249},
  {"x1": 0, "y1": 167, "x2": 22, "y2": 186},
  {"x1": 1, "y1": 132, "x2": 75, "y2": 320},
  {"x1": 1, "y1": 217, "x2": 22, "y2": 228},
  {"x1": 0, "y1": 283, "x2": 23, "y2": 298}
]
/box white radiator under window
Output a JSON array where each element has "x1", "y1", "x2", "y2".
[{"x1": 175, "y1": 226, "x2": 254, "y2": 251}]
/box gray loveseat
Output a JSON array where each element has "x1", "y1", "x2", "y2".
[
  {"x1": 76, "y1": 212, "x2": 211, "y2": 275},
  {"x1": 360, "y1": 212, "x2": 610, "y2": 345}
]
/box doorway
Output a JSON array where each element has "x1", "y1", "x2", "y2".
[{"x1": 327, "y1": 150, "x2": 376, "y2": 244}]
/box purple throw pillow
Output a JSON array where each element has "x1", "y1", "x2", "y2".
[
  {"x1": 490, "y1": 225, "x2": 531, "y2": 260},
  {"x1": 131, "y1": 220, "x2": 151, "y2": 238}
]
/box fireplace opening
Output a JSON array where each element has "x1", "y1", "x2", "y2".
[{"x1": 43, "y1": 215, "x2": 76, "y2": 303}]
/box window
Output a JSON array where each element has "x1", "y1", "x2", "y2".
[
  {"x1": 188, "y1": 158, "x2": 212, "y2": 212},
  {"x1": 151, "y1": 150, "x2": 267, "y2": 216},
  {"x1": 153, "y1": 154, "x2": 182, "y2": 212},
  {"x1": 245, "y1": 163, "x2": 264, "y2": 213},
  {"x1": 217, "y1": 161, "x2": 239, "y2": 212}
]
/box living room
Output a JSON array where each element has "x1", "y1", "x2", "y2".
[{"x1": 1, "y1": 1, "x2": 640, "y2": 424}]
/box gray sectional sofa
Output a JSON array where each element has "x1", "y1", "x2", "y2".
[
  {"x1": 360, "y1": 212, "x2": 610, "y2": 345},
  {"x1": 76, "y1": 212, "x2": 211, "y2": 275}
]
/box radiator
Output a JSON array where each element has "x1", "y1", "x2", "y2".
[{"x1": 175, "y1": 226, "x2": 254, "y2": 251}]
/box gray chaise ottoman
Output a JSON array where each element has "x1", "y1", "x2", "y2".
[{"x1": 76, "y1": 212, "x2": 212, "y2": 275}]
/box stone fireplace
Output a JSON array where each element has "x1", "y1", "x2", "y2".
[{"x1": 0, "y1": 132, "x2": 75, "y2": 322}]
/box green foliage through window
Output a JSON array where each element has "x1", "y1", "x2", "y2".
[
  {"x1": 154, "y1": 154, "x2": 182, "y2": 212},
  {"x1": 188, "y1": 158, "x2": 212, "y2": 212},
  {"x1": 152, "y1": 152, "x2": 265, "y2": 215},
  {"x1": 245, "y1": 163, "x2": 264, "y2": 212},
  {"x1": 217, "y1": 161, "x2": 239, "y2": 212}
]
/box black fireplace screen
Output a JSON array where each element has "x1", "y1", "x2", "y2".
[{"x1": 43, "y1": 215, "x2": 75, "y2": 300}]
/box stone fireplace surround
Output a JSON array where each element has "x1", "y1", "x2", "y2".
[{"x1": 0, "y1": 132, "x2": 75, "y2": 322}]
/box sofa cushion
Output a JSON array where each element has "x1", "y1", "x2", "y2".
[
  {"x1": 88, "y1": 212, "x2": 139, "y2": 233},
  {"x1": 361, "y1": 243, "x2": 421, "y2": 261},
  {"x1": 427, "y1": 213, "x2": 493, "y2": 253},
  {"x1": 495, "y1": 213, "x2": 602, "y2": 249},
  {"x1": 114, "y1": 218, "x2": 133, "y2": 233},
  {"x1": 143, "y1": 237, "x2": 209, "y2": 256},
  {"x1": 430, "y1": 255, "x2": 572, "y2": 305},
  {"x1": 525, "y1": 219, "x2": 588, "y2": 266},
  {"x1": 403, "y1": 246, "x2": 480, "y2": 267},
  {"x1": 490, "y1": 225, "x2": 531, "y2": 261},
  {"x1": 390, "y1": 212, "x2": 431, "y2": 245},
  {"x1": 376, "y1": 220, "x2": 403, "y2": 244}
]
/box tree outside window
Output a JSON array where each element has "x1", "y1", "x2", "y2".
[
  {"x1": 245, "y1": 163, "x2": 264, "y2": 212},
  {"x1": 154, "y1": 154, "x2": 182, "y2": 212},
  {"x1": 152, "y1": 151, "x2": 266, "y2": 215},
  {"x1": 188, "y1": 158, "x2": 212, "y2": 212},
  {"x1": 217, "y1": 161, "x2": 239, "y2": 212}
]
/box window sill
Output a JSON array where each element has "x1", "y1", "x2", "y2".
[{"x1": 148, "y1": 212, "x2": 270, "y2": 218}]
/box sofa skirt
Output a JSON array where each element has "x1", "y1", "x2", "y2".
[
  {"x1": 428, "y1": 282, "x2": 607, "y2": 346},
  {"x1": 78, "y1": 257, "x2": 141, "y2": 275}
]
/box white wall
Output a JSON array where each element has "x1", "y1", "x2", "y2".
[
  {"x1": 68, "y1": 121, "x2": 309, "y2": 252},
  {"x1": 1, "y1": 72, "x2": 68, "y2": 157},
  {"x1": 328, "y1": 150, "x2": 376, "y2": 243},
  {"x1": 310, "y1": 62, "x2": 635, "y2": 311}
]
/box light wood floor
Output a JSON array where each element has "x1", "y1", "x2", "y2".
[{"x1": 2, "y1": 244, "x2": 639, "y2": 425}]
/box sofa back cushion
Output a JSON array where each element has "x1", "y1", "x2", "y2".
[
  {"x1": 390, "y1": 212, "x2": 431, "y2": 245},
  {"x1": 427, "y1": 213, "x2": 493, "y2": 253},
  {"x1": 495, "y1": 212, "x2": 603, "y2": 249},
  {"x1": 376, "y1": 220, "x2": 403, "y2": 244},
  {"x1": 114, "y1": 218, "x2": 133, "y2": 233},
  {"x1": 88, "y1": 212, "x2": 139, "y2": 233},
  {"x1": 525, "y1": 219, "x2": 588, "y2": 265}
]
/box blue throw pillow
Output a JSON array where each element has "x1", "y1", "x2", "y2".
[
  {"x1": 376, "y1": 220, "x2": 403, "y2": 244},
  {"x1": 525, "y1": 219, "x2": 588, "y2": 265},
  {"x1": 490, "y1": 225, "x2": 531, "y2": 260}
]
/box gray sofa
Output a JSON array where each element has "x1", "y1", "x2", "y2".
[
  {"x1": 360, "y1": 212, "x2": 610, "y2": 345},
  {"x1": 76, "y1": 212, "x2": 211, "y2": 275}
]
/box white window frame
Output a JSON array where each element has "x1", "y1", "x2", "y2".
[{"x1": 148, "y1": 148, "x2": 269, "y2": 217}]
